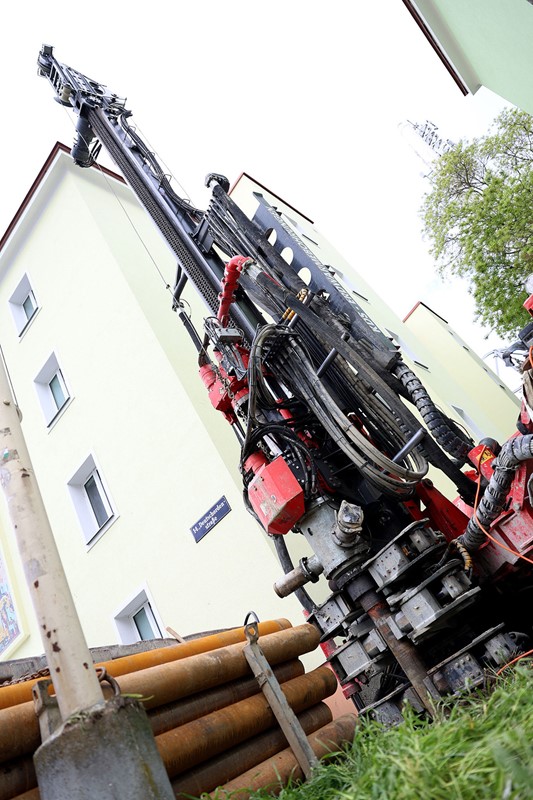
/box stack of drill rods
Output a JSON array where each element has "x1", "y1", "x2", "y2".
[
  {"x1": 158, "y1": 666, "x2": 337, "y2": 779},
  {"x1": 0, "y1": 621, "x2": 309, "y2": 763},
  {"x1": 0, "y1": 619, "x2": 292, "y2": 711},
  {"x1": 172, "y1": 704, "x2": 332, "y2": 798},
  {"x1": 0, "y1": 661, "x2": 305, "y2": 800},
  {"x1": 8, "y1": 669, "x2": 336, "y2": 800},
  {"x1": 211, "y1": 713, "x2": 358, "y2": 800},
  {"x1": 3, "y1": 623, "x2": 322, "y2": 799}
]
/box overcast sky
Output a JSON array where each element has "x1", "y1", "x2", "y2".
[{"x1": 0, "y1": 2, "x2": 518, "y2": 384}]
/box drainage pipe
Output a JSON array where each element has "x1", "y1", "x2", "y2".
[
  {"x1": 211, "y1": 713, "x2": 358, "y2": 799},
  {"x1": 0, "y1": 357, "x2": 104, "y2": 720}
]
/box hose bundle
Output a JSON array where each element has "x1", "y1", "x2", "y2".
[{"x1": 461, "y1": 435, "x2": 533, "y2": 551}]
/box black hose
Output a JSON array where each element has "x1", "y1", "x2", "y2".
[
  {"x1": 393, "y1": 363, "x2": 474, "y2": 463},
  {"x1": 460, "y1": 435, "x2": 533, "y2": 551}
]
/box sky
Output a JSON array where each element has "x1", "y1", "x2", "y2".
[{"x1": 0, "y1": 1, "x2": 520, "y2": 386}]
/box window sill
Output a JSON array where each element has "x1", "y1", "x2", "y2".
[
  {"x1": 17, "y1": 307, "x2": 41, "y2": 340},
  {"x1": 46, "y1": 397, "x2": 74, "y2": 431},
  {"x1": 85, "y1": 513, "x2": 120, "y2": 552}
]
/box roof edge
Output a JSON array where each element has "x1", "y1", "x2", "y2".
[
  {"x1": 403, "y1": 299, "x2": 449, "y2": 324},
  {"x1": 230, "y1": 171, "x2": 314, "y2": 224},
  {"x1": 0, "y1": 143, "x2": 125, "y2": 255},
  {"x1": 401, "y1": 0, "x2": 469, "y2": 96}
]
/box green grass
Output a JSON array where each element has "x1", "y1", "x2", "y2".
[{"x1": 249, "y1": 666, "x2": 533, "y2": 800}]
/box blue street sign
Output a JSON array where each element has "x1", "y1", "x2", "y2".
[{"x1": 190, "y1": 496, "x2": 231, "y2": 542}]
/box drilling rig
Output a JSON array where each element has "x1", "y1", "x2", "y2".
[{"x1": 38, "y1": 45, "x2": 533, "y2": 723}]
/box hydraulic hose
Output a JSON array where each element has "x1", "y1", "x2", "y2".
[{"x1": 460, "y1": 435, "x2": 533, "y2": 551}]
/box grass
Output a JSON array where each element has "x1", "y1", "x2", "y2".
[{"x1": 247, "y1": 665, "x2": 533, "y2": 800}]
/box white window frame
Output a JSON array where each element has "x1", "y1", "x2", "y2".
[
  {"x1": 67, "y1": 455, "x2": 117, "y2": 546},
  {"x1": 9, "y1": 274, "x2": 40, "y2": 336},
  {"x1": 113, "y1": 586, "x2": 164, "y2": 645},
  {"x1": 34, "y1": 353, "x2": 72, "y2": 427}
]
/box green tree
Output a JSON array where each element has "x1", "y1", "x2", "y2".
[{"x1": 421, "y1": 107, "x2": 533, "y2": 337}]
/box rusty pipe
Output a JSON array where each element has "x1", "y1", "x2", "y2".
[
  {"x1": 150, "y1": 659, "x2": 303, "y2": 736},
  {"x1": 0, "y1": 624, "x2": 319, "y2": 764},
  {"x1": 0, "y1": 619, "x2": 292, "y2": 711},
  {"x1": 116, "y1": 623, "x2": 319, "y2": 711},
  {"x1": 0, "y1": 754, "x2": 36, "y2": 800},
  {"x1": 172, "y1": 703, "x2": 332, "y2": 798},
  {"x1": 211, "y1": 713, "x2": 358, "y2": 799},
  {"x1": 0, "y1": 702, "x2": 42, "y2": 767},
  {"x1": 9, "y1": 791, "x2": 40, "y2": 800},
  {"x1": 360, "y1": 590, "x2": 439, "y2": 715},
  {"x1": 0, "y1": 665, "x2": 305, "y2": 800},
  {"x1": 156, "y1": 666, "x2": 337, "y2": 778}
]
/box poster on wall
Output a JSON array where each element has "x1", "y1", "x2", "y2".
[{"x1": 0, "y1": 545, "x2": 21, "y2": 656}]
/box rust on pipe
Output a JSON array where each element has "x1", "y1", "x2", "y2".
[
  {"x1": 114, "y1": 623, "x2": 320, "y2": 711},
  {"x1": 0, "y1": 619, "x2": 292, "y2": 710},
  {"x1": 0, "y1": 703, "x2": 41, "y2": 766},
  {"x1": 360, "y1": 590, "x2": 437, "y2": 716},
  {"x1": 156, "y1": 666, "x2": 337, "y2": 779},
  {"x1": 211, "y1": 713, "x2": 358, "y2": 799},
  {"x1": 150, "y1": 660, "x2": 304, "y2": 736},
  {"x1": 0, "y1": 624, "x2": 319, "y2": 764},
  {"x1": 172, "y1": 703, "x2": 332, "y2": 799},
  {"x1": 10, "y1": 791, "x2": 40, "y2": 800},
  {"x1": 0, "y1": 754, "x2": 36, "y2": 800}
]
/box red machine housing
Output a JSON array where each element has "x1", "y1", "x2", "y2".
[{"x1": 244, "y1": 452, "x2": 305, "y2": 535}]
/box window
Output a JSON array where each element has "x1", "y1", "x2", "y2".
[
  {"x1": 113, "y1": 587, "x2": 164, "y2": 645},
  {"x1": 34, "y1": 353, "x2": 71, "y2": 426},
  {"x1": 84, "y1": 471, "x2": 113, "y2": 529},
  {"x1": 9, "y1": 274, "x2": 40, "y2": 335},
  {"x1": 68, "y1": 455, "x2": 116, "y2": 545},
  {"x1": 133, "y1": 604, "x2": 162, "y2": 641}
]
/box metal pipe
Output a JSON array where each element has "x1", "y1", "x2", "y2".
[
  {"x1": 172, "y1": 704, "x2": 332, "y2": 798},
  {"x1": 0, "y1": 619, "x2": 292, "y2": 711},
  {"x1": 117, "y1": 623, "x2": 320, "y2": 711},
  {"x1": 361, "y1": 589, "x2": 439, "y2": 715},
  {"x1": 150, "y1": 660, "x2": 303, "y2": 736},
  {"x1": 210, "y1": 713, "x2": 358, "y2": 799},
  {"x1": 0, "y1": 663, "x2": 304, "y2": 787},
  {"x1": 6, "y1": 706, "x2": 333, "y2": 800},
  {"x1": 0, "y1": 703, "x2": 42, "y2": 764},
  {"x1": 0, "y1": 624, "x2": 320, "y2": 763},
  {"x1": 156, "y1": 666, "x2": 337, "y2": 778},
  {"x1": 0, "y1": 754, "x2": 36, "y2": 800},
  {"x1": 0, "y1": 358, "x2": 104, "y2": 720}
]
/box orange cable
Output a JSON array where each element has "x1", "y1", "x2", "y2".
[
  {"x1": 529, "y1": 346, "x2": 533, "y2": 370},
  {"x1": 496, "y1": 648, "x2": 533, "y2": 676}
]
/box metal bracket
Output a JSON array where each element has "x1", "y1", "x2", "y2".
[
  {"x1": 243, "y1": 613, "x2": 318, "y2": 779},
  {"x1": 32, "y1": 678, "x2": 62, "y2": 741}
]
